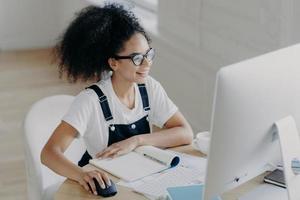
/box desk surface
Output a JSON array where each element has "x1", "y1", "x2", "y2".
[{"x1": 55, "y1": 145, "x2": 265, "y2": 200}]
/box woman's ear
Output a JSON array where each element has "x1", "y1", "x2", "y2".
[{"x1": 108, "y1": 58, "x2": 118, "y2": 71}]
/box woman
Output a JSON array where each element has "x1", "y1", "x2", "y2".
[{"x1": 41, "y1": 3, "x2": 193, "y2": 196}]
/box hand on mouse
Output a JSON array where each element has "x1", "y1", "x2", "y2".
[
  {"x1": 96, "y1": 136, "x2": 139, "y2": 159},
  {"x1": 77, "y1": 170, "x2": 111, "y2": 195}
]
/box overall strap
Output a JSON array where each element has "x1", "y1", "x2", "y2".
[
  {"x1": 86, "y1": 85, "x2": 113, "y2": 121},
  {"x1": 138, "y1": 83, "x2": 150, "y2": 111}
]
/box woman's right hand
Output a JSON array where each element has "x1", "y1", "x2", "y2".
[{"x1": 77, "y1": 170, "x2": 111, "y2": 195}]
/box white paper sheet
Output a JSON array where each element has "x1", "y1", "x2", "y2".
[
  {"x1": 117, "y1": 151, "x2": 207, "y2": 199},
  {"x1": 133, "y1": 166, "x2": 204, "y2": 197}
]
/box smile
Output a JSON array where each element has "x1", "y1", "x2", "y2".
[{"x1": 136, "y1": 71, "x2": 149, "y2": 77}]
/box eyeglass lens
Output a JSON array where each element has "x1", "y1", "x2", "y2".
[{"x1": 133, "y1": 48, "x2": 155, "y2": 66}]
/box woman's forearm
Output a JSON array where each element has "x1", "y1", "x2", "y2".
[
  {"x1": 41, "y1": 147, "x2": 83, "y2": 182},
  {"x1": 136, "y1": 126, "x2": 193, "y2": 148}
]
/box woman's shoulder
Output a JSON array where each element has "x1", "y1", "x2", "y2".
[
  {"x1": 74, "y1": 86, "x2": 99, "y2": 106},
  {"x1": 76, "y1": 77, "x2": 112, "y2": 104}
]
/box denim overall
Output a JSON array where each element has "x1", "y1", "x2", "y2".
[{"x1": 78, "y1": 83, "x2": 151, "y2": 167}]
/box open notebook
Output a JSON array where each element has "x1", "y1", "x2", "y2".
[{"x1": 89, "y1": 145, "x2": 180, "y2": 182}]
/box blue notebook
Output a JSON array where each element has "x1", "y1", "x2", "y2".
[{"x1": 166, "y1": 184, "x2": 221, "y2": 200}]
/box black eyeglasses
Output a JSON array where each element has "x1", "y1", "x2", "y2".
[{"x1": 113, "y1": 48, "x2": 155, "y2": 66}]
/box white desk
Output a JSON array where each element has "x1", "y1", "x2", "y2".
[{"x1": 55, "y1": 145, "x2": 273, "y2": 200}]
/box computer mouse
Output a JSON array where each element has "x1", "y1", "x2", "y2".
[{"x1": 88, "y1": 178, "x2": 117, "y2": 197}]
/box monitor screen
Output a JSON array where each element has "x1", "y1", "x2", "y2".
[{"x1": 204, "y1": 44, "x2": 300, "y2": 199}]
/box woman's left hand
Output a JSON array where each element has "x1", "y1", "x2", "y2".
[{"x1": 96, "y1": 136, "x2": 139, "y2": 159}]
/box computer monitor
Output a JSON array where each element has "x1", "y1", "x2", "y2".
[{"x1": 204, "y1": 43, "x2": 300, "y2": 199}]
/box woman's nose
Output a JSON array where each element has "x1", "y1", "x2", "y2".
[{"x1": 141, "y1": 57, "x2": 152, "y2": 67}]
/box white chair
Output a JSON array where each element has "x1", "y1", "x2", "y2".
[{"x1": 23, "y1": 95, "x2": 86, "y2": 200}]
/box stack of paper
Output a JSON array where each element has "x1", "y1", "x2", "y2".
[
  {"x1": 116, "y1": 151, "x2": 207, "y2": 200},
  {"x1": 133, "y1": 166, "x2": 205, "y2": 198}
]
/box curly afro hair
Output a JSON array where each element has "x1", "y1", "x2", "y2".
[{"x1": 54, "y1": 3, "x2": 151, "y2": 83}]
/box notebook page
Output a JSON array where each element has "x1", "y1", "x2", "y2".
[
  {"x1": 89, "y1": 151, "x2": 166, "y2": 182},
  {"x1": 133, "y1": 166, "x2": 205, "y2": 198},
  {"x1": 135, "y1": 146, "x2": 179, "y2": 166}
]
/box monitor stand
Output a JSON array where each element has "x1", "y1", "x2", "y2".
[
  {"x1": 239, "y1": 115, "x2": 300, "y2": 200},
  {"x1": 275, "y1": 115, "x2": 300, "y2": 200}
]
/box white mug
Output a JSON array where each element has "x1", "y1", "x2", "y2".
[{"x1": 192, "y1": 131, "x2": 211, "y2": 155}]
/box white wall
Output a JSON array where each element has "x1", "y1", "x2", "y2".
[
  {"x1": 58, "y1": 0, "x2": 89, "y2": 36},
  {"x1": 0, "y1": 0, "x2": 59, "y2": 50},
  {"x1": 152, "y1": 0, "x2": 300, "y2": 132},
  {"x1": 0, "y1": 0, "x2": 88, "y2": 51}
]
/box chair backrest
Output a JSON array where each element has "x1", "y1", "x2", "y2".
[{"x1": 23, "y1": 95, "x2": 86, "y2": 200}]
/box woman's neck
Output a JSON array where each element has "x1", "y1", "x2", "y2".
[{"x1": 111, "y1": 75, "x2": 135, "y2": 99}]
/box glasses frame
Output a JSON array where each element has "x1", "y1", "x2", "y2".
[{"x1": 113, "y1": 48, "x2": 155, "y2": 66}]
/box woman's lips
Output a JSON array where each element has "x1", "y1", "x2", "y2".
[{"x1": 136, "y1": 71, "x2": 149, "y2": 77}]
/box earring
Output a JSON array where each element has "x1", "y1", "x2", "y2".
[{"x1": 108, "y1": 71, "x2": 113, "y2": 76}]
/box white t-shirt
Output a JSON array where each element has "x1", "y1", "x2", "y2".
[{"x1": 62, "y1": 76, "x2": 178, "y2": 157}]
